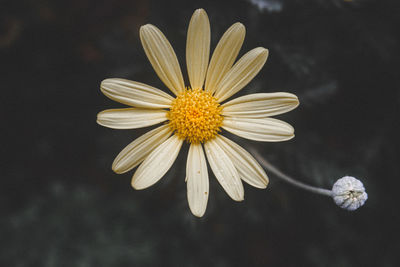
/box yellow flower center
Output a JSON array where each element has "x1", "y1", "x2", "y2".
[{"x1": 167, "y1": 88, "x2": 223, "y2": 143}]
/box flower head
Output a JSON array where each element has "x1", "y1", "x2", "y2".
[
  {"x1": 167, "y1": 88, "x2": 223, "y2": 143},
  {"x1": 97, "y1": 9, "x2": 299, "y2": 217},
  {"x1": 332, "y1": 176, "x2": 368, "y2": 211}
]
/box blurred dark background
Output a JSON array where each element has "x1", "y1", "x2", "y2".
[{"x1": 1, "y1": 0, "x2": 399, "y2": 266}]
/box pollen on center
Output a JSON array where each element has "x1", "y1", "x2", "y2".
[{"x1": 167, "y1": 88, "x2": 223, "y2": 143}]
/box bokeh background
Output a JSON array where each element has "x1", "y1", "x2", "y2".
[{"x1": 1, "y1": 0, "x2": 399, "y2": 266}]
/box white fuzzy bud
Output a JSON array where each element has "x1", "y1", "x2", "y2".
[{"x1": 332, "y1": 176, "x2": 368, "y2": 211}]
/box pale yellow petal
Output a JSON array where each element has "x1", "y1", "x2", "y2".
[
  {"x1": 214, "y1": 47, "x2": 269, "y2": 102},
  {"x1": 97, "y1": 108, "x2": 167, "y2": 129},
  {"x1": 140, "y1": 24, "x2": 185, "y2": 95},
  {"x1": 204, "y1": 139, "x2": 244, "y2": 201},
  {"x1": 101, "y1": 78, "x2": 174, "y2": 109},
  {"x1": 205, "y1": 23, "x2": 245, "y2": 94},
  {"x1": 186, "y1": 9, "x2": 210, "y2": 90},
  {"x1": 186, "y1": 143, "x2": 209, "y2": 217},
  {"x1": 112, "y1": 125, "x2": 172, "y2": 174},
  {"x1": 222, "y1": 117, "x2": 294, "y2": 142},
  {"x1": 132, "y1": 135, "x2": 183, "y2": 190},
  {"x1": 222, "y1": 92, "x2": 299, "y2": 118},
  {"x1": 215, "y1": 135, "x2": 268, "y2": 188}
]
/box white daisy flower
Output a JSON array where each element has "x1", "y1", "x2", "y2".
[{"x1": 97, "y1": 9, "x2": 299, "y2": 217}]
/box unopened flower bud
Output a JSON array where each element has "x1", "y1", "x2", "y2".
[{"x1": 332, "y1": 176, "x2": 368, "y2": 211}]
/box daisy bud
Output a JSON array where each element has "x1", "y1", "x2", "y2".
[{"x1": 332, "y1": 176, "x2": 368, "y2": 211}]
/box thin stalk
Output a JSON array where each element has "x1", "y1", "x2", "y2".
[{"x1": 250, "y1": 148, "x2": 332, "y2": 197}]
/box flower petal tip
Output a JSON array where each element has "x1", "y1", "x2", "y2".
[
  {"x1": 231, "y1": 192, "x2": 245, "y2": 202},
  {"x1": 100, "y1": 78, "x2": 110, "y2": 86},
  {"x1": 259, "y1": 47, "x2": 269, "y2": 58},
  {"x1": 194, "y1": 8, "x2": 206, "y2": 14},
  {"x1": 288, "y1": 94, "x2": 300, "y2": 108},
  {"x1": 96, "y1": 112, "x2": 104, "y2": 125},
  {"x1": 100, "y1": 78, "x2": 115, "y2": 93},
  {"x1": 131, "y1": 179, "x2": 143, "y2": 190},
  {"x1": 191, "y1": 210, "x2": 206, "y2": 218},
  {"x1": 139, "y1": 24, "x2": 154, "y2": 34},
  {"x1": 140, "y1": 24, "x2": 151, "y2": 29},
  {"x1": 235, "y1": 196, "x2": 245, "y2": 202},
  {"x1": 259, "y1": 180, "x2": 269, "y2": 189},
  {"x1": 254, "y1": 47, "x2": 269, "y2": 63},
  {"x1": 232, "y1": 22, "x2": 245, "y2": 31},
  {"x1": 111, "y1": 163, "x2": 123, "y2": 174},
  {"x1": 131, "y1": 173, "x2": 147, "y2": 190}
]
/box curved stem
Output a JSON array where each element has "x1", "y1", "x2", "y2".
[{"x1": 250, "y1": 148, "x2": 332, "y2": 197}]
